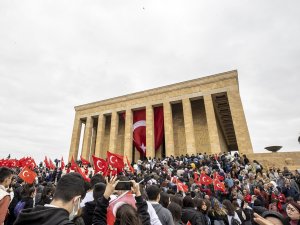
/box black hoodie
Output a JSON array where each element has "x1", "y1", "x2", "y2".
[
  {"x1": 14, "y1": 205, "x2": 74, "y2": 225},
  {"x1": 82, "y1": 201, "x2": 96, "y2": 225}
]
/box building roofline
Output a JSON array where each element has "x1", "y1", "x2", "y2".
[{"x1": 75, "y1": 70, "x2": 238, "y2": 111}]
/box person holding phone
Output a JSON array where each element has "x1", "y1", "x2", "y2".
[{"x1": 93, "y1": 176, "x2": 151, "y2": 225}]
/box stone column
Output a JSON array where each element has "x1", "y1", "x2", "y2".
[
  {"x1": 123, "y1": 109, "x2": 133, "y2": 162},
  {"x1": 182, "y1": 98, "x2": 197, "y2": 155},
  {"x1": 81, "y1": 116, "x2": 93, "y2": 160},
  {"x1": 146, "y1": 105, "x2": 155, "y2": 159},
  {"x1": 90, "y1": 126, "x2": 97, "y2": 160},
  {"x1": 95, "y1": 114, "x2": 106, "y2": 158},
  {"x1": 204, "y1": 94, "x2": 221, "y2": 154},
  {"x1": 163, "y1": 101, "x2": 175, "y2": 157},
  {"x1": 109, "y1": 111, "x2": 119, "y2": 153},
  {"x1": 69, "y1": 114, "x2": 82, "y2": 162},
  {"x1": 227, "y1": 86, "x2": 253, "y2": 154}
]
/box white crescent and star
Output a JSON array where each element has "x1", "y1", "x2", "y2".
[
  {"x1": 133, "y1": 120, "x2": 146, "y2": 132},
  {"x1": 110, "y1": 155, "x2": 117, "y2": 164},
  {"x1": 97, "y1": 160, "x2": 103, "y2": 169},
  {"x1": 22, "y1": 171, "x2": 29, "y2": 177}
]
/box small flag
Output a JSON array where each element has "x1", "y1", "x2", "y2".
[{"x1": 18, "y1": 166, "x2": 37, "y2": 184}]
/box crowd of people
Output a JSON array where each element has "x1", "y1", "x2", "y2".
[{"x1": 1, "y1": 152, "x2": 300, "y2": 225}]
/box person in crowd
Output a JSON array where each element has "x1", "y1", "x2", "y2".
[
  {"x1": 208, "y1": 198, "x2": 227, "y2": 225},
  {"x1": 159, "y1": 192, "x2": 170, "y2": 208},
  {"x1": 80, "y1": 174, "x2": 105, "y2": 207},
  {"x1": 181, "y1": 195, "x2": 205, "y2": 225},
  {"x1": 222, "y1": 200, "x2": 242, "y2": 225},
  {"x1": 0, "y1": 167, "x2": 13, "y2": 225},
  {"x1": 285, "y1": 201, "x2": 300, "y2": 225},
  {"x1": 146, "y1": 185, "x2": 174, "y2": 225},
  {"x1": 37, "y1": 185, "x2": 55, "y2": 206},
  {"x1": 195, "y1": 198, "x2": 211, "y2": 225},
  {"x1": 14, "y1": 172, "x2": 86, "y2": 225},
  {"x1": 167, "y1": 202, "x2": 185, "y2": 225},
  {"x1": 282, "y1": 180, "x2": 299, "y2": 201},
  {"x1": 3, "y1": 150, "x2": 300, "y2": 225},
  {"x1": 82, "y1": 182, "x2": 106, "y2": 225},
  {"x1": 92, "y1": 176, "x2": 151, "y2": 225}
]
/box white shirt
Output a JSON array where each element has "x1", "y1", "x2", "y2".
[
  {"x1": 80, "y1": 191, "x2": 93, "y2": 208},
  {"x1": 147, "y1": 201, "x2": 162, "y2": 225}
]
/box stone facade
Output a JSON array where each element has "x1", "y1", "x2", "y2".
[{"x1": 69, "y1": 70, "x2": 254, "y2": 162}]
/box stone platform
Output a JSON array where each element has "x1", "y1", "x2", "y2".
[{"x1": 247, "y1": 152, "x2": 300, "y2": 171}]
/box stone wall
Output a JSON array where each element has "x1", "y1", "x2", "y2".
[{"x1": 247, "y1": 152, "x2": 300, "y2": 170}]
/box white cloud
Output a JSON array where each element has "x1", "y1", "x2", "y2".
[{"x1": 0, "y1": 0, "x2": 300, "y2": 162}]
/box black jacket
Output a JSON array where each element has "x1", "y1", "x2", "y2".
[
  {"x1": 82, "y1": 201, "x2": 96, "y2": 225},
  {"x1": 182, "y1": 207, "x2": 206, "y2": 225},
  {"x1": 14, "y1": 205, "x2": 73, "y2": 225},
  {"x1": 93, "y1": 195, "x2": 151, "y2": 225}
]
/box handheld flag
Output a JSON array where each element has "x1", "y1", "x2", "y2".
[
  {"x1": 18, "y1": 166, "x2": 37, "y2": 184},
  {"x1": 92, "y1": 155, "x2": 108, "y2": 173}
]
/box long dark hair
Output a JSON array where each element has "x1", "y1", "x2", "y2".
[
  {"x1": 115, "y1": 204, "x2": 141, "y2": 225},
  {"x1": 222, "y1": 200, "x2": 235, "y2": 216}
]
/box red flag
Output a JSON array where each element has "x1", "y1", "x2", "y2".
[
  {"x1": 126, "y1": 156, "x2": 134, "y2": 173},
  {"x1": 25, "y1": 157, "x2": 36, "y2": 170},
  {"x1": 213, "y1": 172, "x2": 224, "y2": 181},
  {"x1": 214, "y1": 179, "x2": 226, "y2": 192},
  {"x1": 171, "y1": 176, "x2": 178, "y2": 183},
  {"x1": 200, "y1": 173, "x2": 213, "y2": 186},
  {"x1": 80, "y1": 156, "x2": 90, "y2": 166},
  {"x1": 7, "y1": 159, "x2": 18, "y2": 168},
  {"x1": 18, "y1": 166, "x2": 37, "y2": 184},
  {"x1": 107, "y1": 151, "x2": 124, "y2": 172},
  {"x1": 154, "y1": 106, "x2": 164, "y2": 151},
  {"x1": 74, "y1": 164, "x2": 90, "y2": 182},
  {"x1": 194, "y1": 172, "x2": 199, "y2": 182},
  {"x1": 44, "y1": 156, "x2": 50, "y2": 169},
  {"x1": 92, "y1": 155, "x2": 108, "y2": 173},
  {"x1": 61, "y1": 157, "x2": 65, "y2": 170},
  {"x1": 49, "y1": 159, "x2": 56, "y2": 170},
  {"x1": 71, "y1": 156, "x2": 77, "y2": 170},
  {"x1": 133, "y1": 109, "x2": 146, "y2": 156},
  {"x1": 18, "y1": 157, "x2": 25, "y2": 167},
  {"x1": 107, "y1": 193, "x2": 136, "y2": 225},
  {"x1": 177, "y1": 180, "x2": 188, "y2": 192},
  {"x1": 186, "y1": 221, "x2": 192, "y2": 225},
  {"x1": 0, "y1": 159, "x2": 8, "y2": 167}
]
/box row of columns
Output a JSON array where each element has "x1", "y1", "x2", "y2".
[{"x1": 69, "y1": 89, "x2": 252, "y2": 162}]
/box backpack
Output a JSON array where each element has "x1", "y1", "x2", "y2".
[
  {"x1": 231, "y1": 217, "x2": 241, "y2": 225},
  {"x1": 14, "y1": 200, "x2": 25, "y2": 217}
]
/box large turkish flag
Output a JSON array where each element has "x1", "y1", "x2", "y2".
[
  {"x1": 132, "y1": 107, "x2": 164, "y2": 157},
  {"x1": 133, "y1": 109, "x2": 146, "y2": 156}
]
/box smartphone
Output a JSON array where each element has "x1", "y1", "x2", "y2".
[{"x1": 115, "y1": 181, "x2": 133, "y2": 190}]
